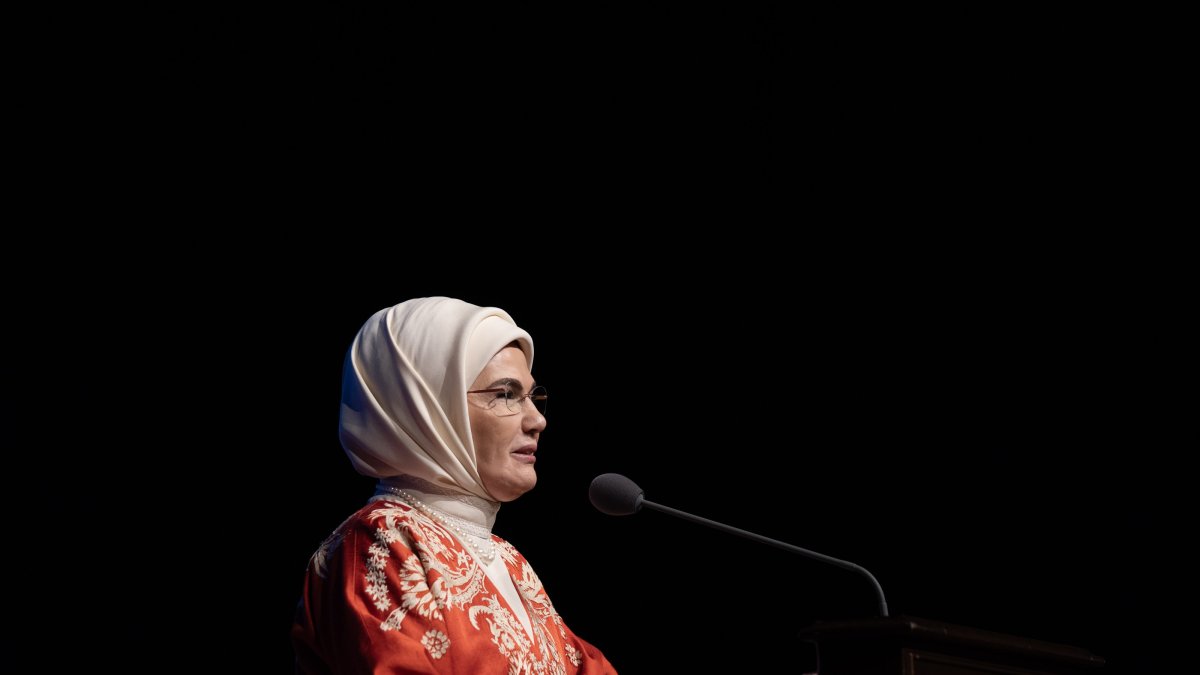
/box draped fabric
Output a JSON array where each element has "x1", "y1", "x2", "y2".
[
  {"x1": 292, "y1": 498, "x2": 618, "y2": 675},
  {"x1": 338, "y1": 296, "x2": 534, "y2": 500}
]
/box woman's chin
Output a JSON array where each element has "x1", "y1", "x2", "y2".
[{"x1": 486, "y1": 470, "x2": 537, "y2": 502}]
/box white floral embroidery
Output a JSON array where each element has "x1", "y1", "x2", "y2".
[
  {"x1": 380, "y1": 607, "x2": 406, "y2": 632},
  {"x1": 399, "y1": 554, "x2": 445, "y2": 621},
  {"x1": 377, "y1": 525, "x2": 405, "y2": 544},
  {"x1": 367, "y1": 503, "x2": 480, "y2": 616},
  {"x1": 421, "y1": 629, "x2": 451, "y2": 659},
  {"x1": 506, "y1": 543, "x2": 585, "y2": 672},
  {"x1": 359, "y1": 501, "x2": 579, "y2": 673},
  {"x1": 514, "y1": 560, "x2": 545, "y2": 602},
  {"x1": 365, "y1": 538, "x2": 392, "y2": 612},
  {"x1": 310, "y1": 512, "x2": 358, "y2": 579},
  {"x1": 468, "y1": 595, "x2": 531, "y2": 657}
]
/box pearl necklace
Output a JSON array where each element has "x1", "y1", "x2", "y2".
[{"x1": 380, "y1": 485, "x2": 497, "y2": 564}]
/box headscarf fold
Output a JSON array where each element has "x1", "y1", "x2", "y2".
[{"x1": 338, "y1": 296, "x2": 534, "y2": 501}]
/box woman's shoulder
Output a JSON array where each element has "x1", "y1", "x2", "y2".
[
  {"x1": 346, "y1": 497, "x2": 437, "y2": 543},
  {"x1": 307, "y1": 498, "x2": 424, "y2": 577}
]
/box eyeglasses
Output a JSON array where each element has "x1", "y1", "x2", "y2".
[{"x1": 466, "y1": 385, "x2": 548, "y2": 416}]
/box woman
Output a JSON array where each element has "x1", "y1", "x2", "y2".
[{"x1": 292, "y1": 296, "x2": 617, "y2": 674}]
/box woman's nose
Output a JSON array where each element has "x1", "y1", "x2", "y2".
[{"x1": 523, "y1": 405, "x2": 547, "y2": 433}]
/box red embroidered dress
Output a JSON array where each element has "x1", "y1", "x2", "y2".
[{"x1": 293, "y1": 498, "x2": 617, "y2": 674}]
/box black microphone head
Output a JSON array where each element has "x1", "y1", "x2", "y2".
[{"x1": 589, "y1": 473, "x2": 644, "y2": 516}]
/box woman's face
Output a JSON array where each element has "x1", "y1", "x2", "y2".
[{"x1": 468, "y1": 345, "x2": 546, "y2": 502}]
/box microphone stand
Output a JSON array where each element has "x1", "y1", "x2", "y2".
[{"x1": 642, "y1": 499, "x2": 889, "y2": 617}]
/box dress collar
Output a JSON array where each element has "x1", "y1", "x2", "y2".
[{"x1": 375, "y1": 474, "x2": 500, "y2": 533}]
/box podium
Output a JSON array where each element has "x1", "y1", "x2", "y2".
[{"x1": 796, "y1": 616, "x2": 1106, "y2": 675}]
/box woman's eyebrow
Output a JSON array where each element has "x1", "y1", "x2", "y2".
[{"x1": 484, "y1": 377, "x2": 535, "y2": 392}]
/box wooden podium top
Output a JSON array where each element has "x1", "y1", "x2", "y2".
[{"x1": 797, "y1": 616, "x2": 1105, "y2": 674}]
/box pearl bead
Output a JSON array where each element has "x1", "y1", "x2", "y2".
[{"x1": 381, "y1": 486, "x2": 497, "y2": 564}]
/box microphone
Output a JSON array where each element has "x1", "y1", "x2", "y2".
[{"x1": 589, "y1": 472, "x2": 889, "y2": 617}]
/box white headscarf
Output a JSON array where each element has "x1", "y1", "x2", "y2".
[{"x1": 338, "y1": 297, "x2": 534, "y2": 501}]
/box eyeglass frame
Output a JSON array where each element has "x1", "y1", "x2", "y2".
[{"x1": 466, "y1": 385, "x2": 548, "y2": 416}]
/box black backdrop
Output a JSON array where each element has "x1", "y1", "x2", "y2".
[
  {"x1": 14, "y1": 271, "x2": 1161, "y2": 674},
  {"x1": 5, "y1": 5, "x2": 1170, "y2": 674}
]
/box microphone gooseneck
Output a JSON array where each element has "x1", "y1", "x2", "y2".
[{"x1": 588, "y1": 472, "x2": 889, "y2": 617}]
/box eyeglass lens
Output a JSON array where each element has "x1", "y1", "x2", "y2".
[{"x1": 505, "y1": 386, "x2": 547, "y2": 415}]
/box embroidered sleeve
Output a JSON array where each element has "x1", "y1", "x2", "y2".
[{"x1": 295, "y1": 503, "x2": 620, "y2": 674}]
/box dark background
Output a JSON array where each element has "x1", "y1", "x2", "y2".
[
  {"x1": 16, "y1": 269, "x2": 1167, "y2": 674},
  {"x1": 7, "y1": 4, "x2": 1174, "y2": 674}
]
